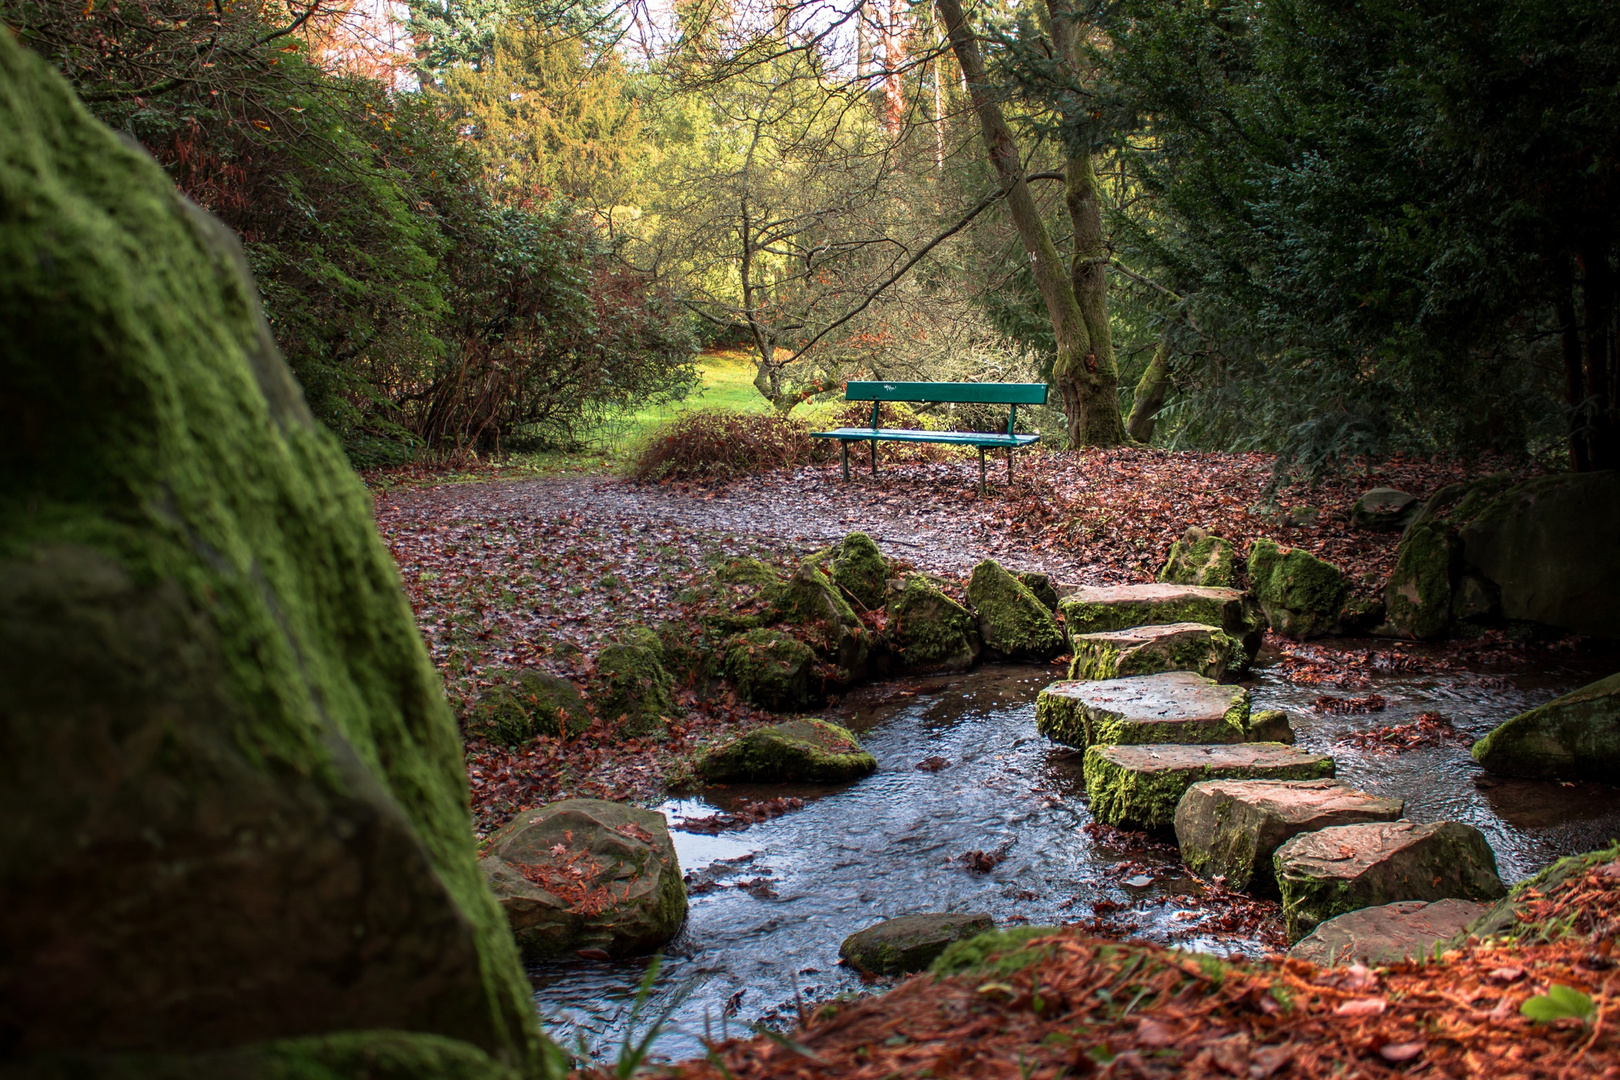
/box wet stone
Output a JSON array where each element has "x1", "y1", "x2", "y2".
[
  {"x1": 1274, "y1": 821, "x2": 1506, "y2": 942},
  {"x1": 1035, "y1": 672, "x2": 1251, "y2": 750},
  {"x1": 839, "y1": 913, "x2": 995, "y2": 976},
  {"x1": 1288, "y1": 899, "x2": 1490, "y2": 967},
  {"x1": 697, "y1": 718, "x2": 877, "y2": 784},
  {"x1": 1067, "y1": 622, "x2": 1239, "y2": 682},
  {"x1": 1058, "y1": 583, "x2": 1267, "y2": 664},
  {"x1": 1175, "y1": 779, "x2": 1406, "y2": 894},
  {"x1": 1083, "y1": 743, "x2": 1335, "y2": 832}
]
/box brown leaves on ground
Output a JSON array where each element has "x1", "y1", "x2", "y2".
[
  {"x1": 639, "y1": 853, "x2": 1620, "y2": 1080},
  {"x1": 1339, "y1": 712, "x2": 1471, "y2": 753},
  {"x1": 1313, "y1": 694, "x2": 1389, "y2": 714}
]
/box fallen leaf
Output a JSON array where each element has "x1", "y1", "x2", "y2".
[
  {"x1": 1379, "y1": 1041, "x2": 1427, "y2": 1063},
  {"x1": 1334, "y1": 997, "x2": 1387, "y2": 1017}
]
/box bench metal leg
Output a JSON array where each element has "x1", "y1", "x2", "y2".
[
  {"x1": 978, "y1": 447, "x2": 986, "y2": 496},
  {"x1": 840, "y1": 442, "x2": 850, "y2": 481},
  {"x1": 870, "y1": 438, "x2": 878, "y2": 478},
  {"x1": 1008, "y1": 447, "x2": 1014, "y2": 485}
]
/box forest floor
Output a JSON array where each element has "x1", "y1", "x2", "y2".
[{"x1": 369, "y1": 446, "x2": 1548, "y2": 836}]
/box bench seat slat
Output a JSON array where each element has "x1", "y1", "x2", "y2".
[
  {"x1": 843, "y1": 381, "x2": 1048, "y2": 405},
  {"x1": 811, "y1": 427, "x2": 1040, "y2": 448}
]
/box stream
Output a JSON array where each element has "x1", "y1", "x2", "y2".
[{"x1": 528, "y1": 640, "x2": 1620, "y2": 1064}]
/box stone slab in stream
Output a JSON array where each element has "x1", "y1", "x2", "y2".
[
  {"x1": 1066, "y1": 622, "x2": 1240, "y2": 683},
  {"x1": 1274, "y1": 821, "x2": 1506, "y2": 942},
  {"x1": 1037, "y1": 672, "x2": 1252, "y2": 750},
  {"x1": 1057, "y1": 583, "x2": 1267, "y2": 664},
  {"x1": 839, "y1": 912, "x2": 995, "y2": 976},
  {"x1": 1083, "y1": 743, "x2": 1334, "y2": 831},
  {"x1": 1288, "y1": 899, "x2": 1490, "y2": 967},
  {"x1": 1175, "y1": 778, "x2": 1406, "y2": 893}
]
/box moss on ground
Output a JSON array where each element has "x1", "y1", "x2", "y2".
[{"x1": 929, "y1": 927, "x2": 1064, "y2": 979}]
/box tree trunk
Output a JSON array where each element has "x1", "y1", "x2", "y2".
[
  {"x1": 1580, "y1": 242, "x2": 1619, "y2": 471},
  {"x1": 935, "y1": 0, "x2": 1129, "y2": 447},
  {"x1": 1126, "y1": 334, "x2": 1172, "y2": 442}
]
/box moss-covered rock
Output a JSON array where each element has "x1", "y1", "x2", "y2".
[
  {"x1": 703, "y1": 557, "x2": 783, "y2": 634},
  {"x1": 593, "y1": 642, "x2": 677, "y2": 737},
  {"x1": 1083, "y1": 743, "x2": 1334, "y2": 831},
  {"x1": 1246, "y1": 539, "x2": 1348, "y2": 639},
  {"x1": 722, "y1": 629, "x2": 819, "y2": 711},
  {"x1": 1349, "y1": 488, "x2": 1420, "y2": 531},
  {"x1": 771, "y1": 563, "x2": 871, "y2": 676},
  {"x1": 1157, "y1": 527, "x2": 1237, "y2": 588},
  {"x1": 886, "y1": 574, "x2": 981, "y2": 671},
  {"x1": 1461, "y1": 841, "x2": 1620, "y2": 945},
  {"x1": 928, "y1": 927, "x2": 1065, "y2": 979},
  {"x1": 839, "y1": 913, "x2": 995, "y2": 976},
  {"x1": 697, "y1": 719, "x2": 876, "y2": 783},
  {"x1": 806, "y1": 532, "x2": 890, "y2": 611},
  {"x1": 1383, "y1": 521, "x2": 1459, "y2": 640},
  {"x1": 1067, "y1": 622, "x2": 1238, "y2": 682},
  {"x1": 1015, "y1": 571, "x2": 1061, "y2": 612},
  {"x1": 1036, "y1": 672, "x2": 1252, "y2": 750},
  {"x1": 481, "y1": 799, "x2": 686, "y2": 960},
  {"x1": 1274, "y1": 821, "x2": 1505, "y2": 942},
  {"x1": 0, "y1": 35, "x2": 540, "y2": 1069},
  {"x1": 1247, "y1": 709, "x2": 1296, "y2": 745},
  {"x1": 468, "y1": 669, "x2": 590, "y2": 745},
  {"x1": 1471, "y1": 671, "x2": 1620, "y2": 781},
  {"x1": 966, "y1": 559, "x2": 1065, "y2": 661},
  {"x1": 1058, "y1": 584, "x2": 1266, "y2": 666}
]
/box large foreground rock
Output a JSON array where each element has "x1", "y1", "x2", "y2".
[
  {"x1": 1036, "y1": 672, "x2": 1251, "y2": 750},
  {"x1": 1059, "y1": 584, "x2": 1266, "y2": 664},
  {"x1": 1157, "y1": 527, "x2": 1237, "y2": 588},
  {"x1": 886, "y1": 574, "x2": 982, "y2": 671},
  {"x1": 1472, "y1": 671, "x2": 1620, "y2": 781},
  {"x1": 481, "y1": 800, "x2": 686, "y2": 960},
  {"x1": 839, "y1": 913, "x2": 995, "y2": 976},
  {"x1": 1083, "y1": 744, "x2": 1334, "y2": 831},
  {"x1": 1288, "y1": 899, "x2": 1490, "y2": 967},
  {"x1": 1067, "y1": 622, "x2": 1238, "y2": 682},
  {"x1": 1274, "y1": 821, "x2": 1506, "y2": 942},
  {"x1": 967, "y1": 559, "x2": 1065, "y2": 660},
  {"x1": 698, "y1": 719, "x2": 877, "y2": 783},
  {"x1": 1246, "y1": 539, "x2": 1349, "y2": 639},
  {"x1": 0, "y1": 34, "x2": 540, "y2": 1069},
  {"x1": 1175, "y1": 779, "x2": 1405, "y2": 893}
]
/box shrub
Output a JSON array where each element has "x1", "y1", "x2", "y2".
[{"x1": 626, "y1": 410, "x2": 832, "y2": 482}]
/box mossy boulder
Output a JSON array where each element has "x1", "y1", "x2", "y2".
[
  {"x1": 1461, "y1": 841, "x2": 1620, "y2": 945},
  {"x1": 1058, "y1": 584, "x2": 1266, "y2": 665},
  {"x1": 1036, "y1": 672, "x2": 1252, "y2": 750},
  {"x1": 481, "y1": 799, "x2": 686, "y2": 960},
  {"x1": 1247, "y1": 709, "x2": 1296, "y2": 745},
  {"x1": 714, "y1": 556, "x2": 785, "y2": 591},
  {"x1": 886, "y1": 574, "x2": 981, "y2": 671},
  {"x1": 593, "y1": 642, "x2": 677, "y2": 737},
  {"x1": 1015, "y1": 571, "x2": 1061, "y2": 612},
  {"x1": 1083, "y1": 743, "x2": 1334, "y2": 831},
  {"x1": 806, "y1": 531, "x2": 890, "y2": 610},
  {"x1": 1246, "y1": 539, "x2": 1348, "y2": 639},
  {"x1": 697, "y1": 719, "x2": 877, "y2": 783},
  {"x1": 1067, "y1": 622, "x2": 1238, "y2": 682},
  {"x1": 1274, "y1": 821, "x2": 1505, "y2": 942},
  {"x1": 703, "y1": 557, "x2": 783, "y2": 634},
  {"x1": 721, "y1": 629, "x2": 819, "y2": 712},
  {"x1": 1350, "y1": 488, "x2": 1420, "y2": 531},
  {"x1": 771, "y1": 563, "x2": 871, "y2": 676},
  {"x1": 1471, "y1": 671, "x2": 1620, "y2": 781},
  {"x1": 839, "y1": 913, "x2": 995, "y2": 976},
  {"x1": 468, "y1": 669, "x2": 590, "y2": 745},
  {"x1": 0, "y1": 34, "x2": 540, "y2": 1068},
  {"x1": 1157, "y1": 527, "x2": 1237, "y2": 588},
  {"x1": 1383, "y1": 521, "x2": 1460, "y2": 640},
  {"x1": 966, "y1": 559, "x2": 1065, "y2": 661}
]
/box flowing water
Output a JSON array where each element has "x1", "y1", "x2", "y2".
[{"x1": 528, "y1": 640, "x2": 1620, "y2": 1064}]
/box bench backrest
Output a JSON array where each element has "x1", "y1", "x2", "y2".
[{"x1": 844, "y1": 381, "x2": 1048, "y2": 405}]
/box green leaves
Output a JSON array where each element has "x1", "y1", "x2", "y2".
[{"x1": 1520, "y1": 984, "x2": 1596, "y2": 1025}]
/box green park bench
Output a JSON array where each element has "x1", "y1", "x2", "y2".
[{"x1": 811, "y1": 380, "x2": 1048, "y2": 493}]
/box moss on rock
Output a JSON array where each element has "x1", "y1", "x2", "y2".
[
  {"x1": 839, "y1": 913, "x2": 996, "y2": 976},
  {"x1": 593, "y1": 643, "x2": 677, "y2": 737},
  {"x1": 806, "y1": 532, "x2": 890, "y2": 611},
  {"x1": 967, "y1": 559, "x2": 1065, "y2": 661},
  {"x1": 1083, "y1": 743, "x2": 1334, "y2": 831},
  {"x1": 468, "y1": 669, "x2": 590, "y2": 746},
  {"x1": 1157, "y1": 527, "x2": 1237, "y2": 588},
  {"x1": 770, "y1": 562, "x2": 870, "y2": 675},
  {"x1": 886, "y1": 574, "x2": 981, "y2": 671},
  {"x1": 1383, "y1": 522, "x2": 1458, "y2": 640},
  {"x1": 1015, "y1": 571, "x2": 1061, "y2": 612},
  {"x1": 1058, "y1": 584, "x2": 1266, "y2": 666},
  {"x1": 0, "y1": 35, "x2": 541, "y2": 1070},
  {"x1": 1246, "y1": 539, "x2": 1348, "y2": 639},
  {"x1": 721, "y1": 628, "x2": 819, "y2": 712},
  {"x1": 1471, "y1": 671, "x2": 1620, "y2": 781},
  {"x1": 697, "y1": 718, "x2": 876, "y2": 783},
  {"x1": 1067, "y1": 622, "x2": 1238, "y2": 682}
]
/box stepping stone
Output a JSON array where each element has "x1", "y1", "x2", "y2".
[
  {"x1": 1175, "y1": 779, "x2": 1405, "y2": 893},
  {"x1": 1067, "y1": 622, "x2": 1239, "y2": 682},
  {"x1": 1083, "y1": 743, "x2": 1334, "y2": 831},
  {"x1": 839, "y1": 912, "x2": 995, "y2": 976},
  {"x1": 1274, "y1": 821, "x2": 1506, "y2": 943},
  {"x1": 1057, "y1": 584, "x2": 1267, "y2": 663},
  {"x1": 1036, "y1": 672, "x2": 1251, "y2": 750},
  {"x1": 1288, "y1": 899, "x2": 1489, "y2": 967}
]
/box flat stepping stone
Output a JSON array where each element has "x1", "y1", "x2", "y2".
[
  {"x1": 839, "y1": 913, "x2": 994, "y2": 975},
  {"x1": 1036, "y1": 672, "x2": 1251, "y2": 750},
  {"x1": 1274, "y1": 821, "x2": 1506, "y2": 943},
  {"x1": 1057, "y1": 584, "x2": 1266, "y2": 662},
  {"x1": 1288, "y1": 898, "x2": 1490, "y2": 967},
  {"x1": 1175, "y1": 779, "x2": 1405, "y2": 893},
  {"x1": 1083, "y1": 743, "x2": 1334, "y2": 831},
  {"x1": 1067, "y1": 622, "x2": 1238, "y2": 682}
]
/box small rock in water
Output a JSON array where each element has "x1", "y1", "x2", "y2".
[
  {"x1": 1124, "y1": 874, "x2": 1154, "y2": 888},
  {"x1": 839, "y1": 912, "x2": 996, "y2": 976}
]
